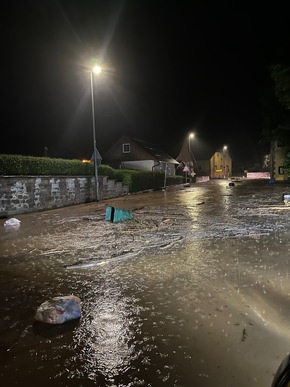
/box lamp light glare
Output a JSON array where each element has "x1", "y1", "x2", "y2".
[{"x1": 93, "y1": 65, "x2": 102, "y2": 75}]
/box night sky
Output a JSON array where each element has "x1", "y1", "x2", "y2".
[{"x1": 2, "y1": 1, "x2": 290, "y2": 169}]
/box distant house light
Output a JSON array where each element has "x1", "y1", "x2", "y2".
[{"x1": 122, "y1": 143, "x2": 130, "y2": 153}]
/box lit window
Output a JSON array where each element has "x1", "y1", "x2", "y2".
[{"x1": 122, "y1": 143, "x2": 130, "y2": 153}]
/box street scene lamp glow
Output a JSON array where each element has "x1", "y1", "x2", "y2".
[
  {"x1": 222, "y1": 145, "x2": 228, "y2": 179},
  {"x1": 92, "y1": 65, "x2": 102, "y2": 75},
  {"x1": 188, "y1": 132, "x2": 195, "y2": 155}
]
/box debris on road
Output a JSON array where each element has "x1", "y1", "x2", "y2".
[
  {"x1": 283, "y1": 194, "x2": 290, "y2": 205},
  {"x1": 34, "y1": 295, "x2": 81, "y2": 324},
  {"x1": 105, "y1": 206, "x2": 133, "y2": 223},
  {"x1": 4, "y1": 217, "x2": 21, "y2": 228},
  {"x1": 242, "y1": 328, "x2": 248, "y2": 342},
  {"x1": 226, "y1": 182, "x2": 235, "y2": 189}
]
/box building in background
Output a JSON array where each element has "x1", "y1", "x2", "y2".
[
  {"x1": 270, "y1": 141, "x2": 289, "y2": 181},
  {"x1": 176, "y1": 134, "x2": 196, "y2": 183},
  {"x1": 102, "y1": 135, "x2": 179, "y2": 176},
  {"x1": 210, "y1": 148, "x2": 232, "y2": 179},
  {"x1": 194, "y1": 148, "x2": 232, "y2": 179}
]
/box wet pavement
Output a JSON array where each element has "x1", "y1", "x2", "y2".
[{"x1": 0, "y1": 178, "x2": 290, "y2": 386}]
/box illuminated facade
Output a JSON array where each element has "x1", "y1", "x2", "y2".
[
  {"x1": 270, "y1": 141, "x2": 289, "y2": 181},
  {"x1": 194, "y1": 150, "x2": 232, "y2": 179}
]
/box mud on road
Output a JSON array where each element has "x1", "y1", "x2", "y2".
[
  {"x1": 1, "y1": 178, "x2": 290, "y2": 387},
  {"x1": 2, "y1": 179, "x2": 288, "y2": 270}
]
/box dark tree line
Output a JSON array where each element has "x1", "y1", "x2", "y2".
[
  {"x1": 265, "y1": 65, "x2": 290, "y2": 173},
  {"x1": 259, "y1": 9, "x2": 290, "y2": 173}
]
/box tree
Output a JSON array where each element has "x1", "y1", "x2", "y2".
[
  {"x1": 270, "y1": 65, "x2": 290, "y2": 110},
  {"x1": 260, "y1": 65, "x2": 290, "y2": 175}
]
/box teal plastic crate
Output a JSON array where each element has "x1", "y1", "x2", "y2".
[{"x1": 105, "y1": 206, "x2": 133, "y2": 223}]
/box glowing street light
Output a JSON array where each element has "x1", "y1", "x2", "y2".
[
  {"x1": 90, "y1": 64, "x2": 102, "y2": 201},
  {"x1": 184, "y1": 132, "x2": 195, "y2": 185},
  {"x1": 189, "y1": 132, "x2": 195, "y2": 157},
  {"x1": 223, "y1": 145, "x2": 228, "y2": 179},
  {"x1": 93, "y1": 65, "x2": 102, "y2": 75}
]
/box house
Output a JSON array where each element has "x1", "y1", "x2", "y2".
[
  {"x1": 194, "y1": 160, "x2": 211, "y2": 177},
  {"x1": 175, "y1": 137, "x2": 232, "y2": 180},
  {"x1": 194, "y1": 149, "x2": 232, "y2": 179},
  {"x1": 209, "y1": 148, "x2": 232, "y2": 179},
  {"x1": 176, "y1": 136, "x2": 196, "y2": 180},
  {"x1": 102, "y1": 135, "x2": 180, "y2": 175},
  {"x1": 270, "y1": 141, "x2": 289, "y2": 181}
]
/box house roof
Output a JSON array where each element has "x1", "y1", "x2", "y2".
[
  {"x1": 176, "y1": 137, "x2": 196, "y2": 163},
  {"x1": 103, "y1": 135, "x2": 180, "y2": 165},
  {"x1": 132, "y1": 137, "x2": 180, "y2": 164}
]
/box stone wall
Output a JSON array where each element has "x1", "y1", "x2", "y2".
[{"x1": 0, "y1": 175, "x2": 129, "y2": 217}]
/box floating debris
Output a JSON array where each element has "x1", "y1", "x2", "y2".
[
  {"x1": 241, "y1": 328, "x2": 247, "y2": 341},
  {"x1": 4, "y1": 217, "x2": 21, "y2": 228},
  {"x1": 283, "y1": 194, "x2": 290, "y2": 206},
  {"x1": 105, "y1": 206, "x2": 133, "y2": 223},
  {"x1": 35, "y1": 295, "x2": 81, "y2": 324}
]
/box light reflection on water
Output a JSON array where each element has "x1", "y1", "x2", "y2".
[{"x1": 71, "y1": 287, "x2": 139, "y2": 383}]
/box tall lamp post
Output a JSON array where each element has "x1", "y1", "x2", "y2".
[
  {"x1": 188, "y1": 133, "x2": 195, "y2": 183},
  {"x1": 189, "y1": 133, "x2": 194, "y2": 160},
  {"x1": 223, "y1": 145, "x2": 227, "y2": 179},
  {"x1": 90, "y1": 65, "x2": 102, "y2": 201}
]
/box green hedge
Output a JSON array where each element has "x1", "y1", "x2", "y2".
[
  {"x1": 0, "y1": 154, "x2": 94, "y2": 176},
  {"x1": 0, "y1": 154, "x2": 183, "y2": 193},
  {"x1": 99, "y1": 167, "x2": 183, "y2": 192}
]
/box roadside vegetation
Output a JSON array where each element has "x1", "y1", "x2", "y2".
[{"x1": 0, "y1": 154, "x2": 183, "y2": 193}]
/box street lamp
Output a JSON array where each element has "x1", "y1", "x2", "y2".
[
  {"x1": 223, "y1": 145, "x2": 228, "y2": 179},
  {"x1": 184, "y1": 133, "x2": 195, "y2": 185},
  {"x1": 189, "y1": 133, "x2": 196, "y2": 182},
  {"x1": 90, "y1": 65, "x2": 102, "y2": 201},
  {"x1": 189, "y1": 133, "x2": 194, "y2": 159}
]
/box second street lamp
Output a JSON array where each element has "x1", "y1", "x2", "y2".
[
  {"x1": 90, "y1": 65, "x2": 102, "y2": 202},
  {"x1": 223, "y1": 145, "x2": 228, "y2": 179},
  {"x1": 189, "y1": 132, "x2": 194, "y2": 160},
  {"x1": 188, "y1": 132, "x2": 195, "y2": 184}
]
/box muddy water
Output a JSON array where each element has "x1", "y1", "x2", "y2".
[{"x1": 0, "y1": 179, "x2": 290, "y2": 386}]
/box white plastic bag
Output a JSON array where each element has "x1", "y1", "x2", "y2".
[
  {"x1": 35, "y1": 295, "x2": 81, "y2": 324},
  {"x1": 4, "y1": 218, "x2": 21, "y2": 228}
]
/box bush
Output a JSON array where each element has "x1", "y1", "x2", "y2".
[
  {"x1": 0, "y1": 154, "x2": 183, "y2": 192},
  {"x1": 0, "y1": 154, "x2": 94, "y2": 176}
]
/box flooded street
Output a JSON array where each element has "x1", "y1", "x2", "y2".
[{"x1": 1, "y1": 179, "x2": 290, "y2": 386}]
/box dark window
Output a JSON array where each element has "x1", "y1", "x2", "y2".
[
  {"x1": 122, "y1": 143, "x2": 130, "y2": 153},
  {"x1": 278, "y1": 166, "x2": 284, "y2": 174}
]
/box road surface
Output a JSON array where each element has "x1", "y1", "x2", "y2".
[{"x1": 0, "y1": 178, "x2": 290, "y2": 386}]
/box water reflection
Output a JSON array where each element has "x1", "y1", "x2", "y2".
[{"x1": 71, "y1": 286, "x2": 139, "y2": 383}]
